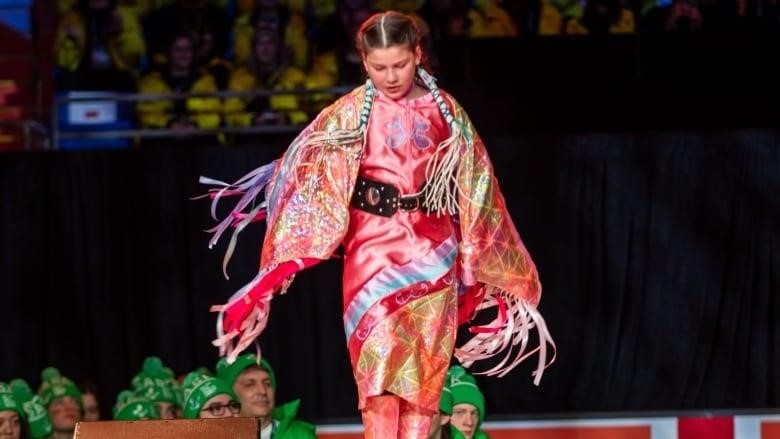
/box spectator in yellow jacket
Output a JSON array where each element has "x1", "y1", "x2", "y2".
[
  {"x1": 225, "y1": 28, "x2": 308, "y2": 127},
  {"x1": 55, "y1": 0, "x2": 145, "y2": 90},
  {"x1": 137, "y1": 32, "x2": 221, "y2": 130}
]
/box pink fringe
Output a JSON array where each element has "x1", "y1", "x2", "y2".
[{"x1": 454, "y1": 287, "x2": 556, "y2": 385}]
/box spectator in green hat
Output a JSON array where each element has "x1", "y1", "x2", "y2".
[
  {"x1": 131, "y1": 357, "x2": 181, "y2": 419},
  {"x1": 216, "y1": 353, "x2": 316, "y2": 438},
  {"x1": 447, "y1": 366, "x2": 488, "y2": 439},
  {"x1": 9, "y1": 379, "x2": 51, "y2": 439},
  {"x1": 0, "y1": 381, "x2": 28, "y2": 439},
  {"x1": 181, "y1": 372, "x2": 240, "y2": 419},
  {"x1": 112, "y1": 391, "x2": 159, "y2": 421},
  {"x1": 37, "y1": 368, "x2": 81, "y2": 439}
]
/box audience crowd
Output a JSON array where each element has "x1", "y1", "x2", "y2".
[
  {"x1": 50, "y1": 0, "x2": 777, "y2": 138},
  {"x1": 0, "y1": 356, "x2": 490, "y2": 439}
]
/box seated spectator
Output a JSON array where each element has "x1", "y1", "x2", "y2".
[
  {"x1": 78, "y1": 379, "x2": 101, "y2": 421},
  {"x1": 195, "y1": 24, "x2": 233, "y2": 90},
  {"x1": 131, "y1": 357, "x2": 182, "y2": 419},
  {"x1": 565, "y1": 0, "x2": 636, "y2": 34},
  {"x1": 467, "y1": 0, "x2": 520, "y2": 37},
  {"x1": 137, "y1": 32, "x2": 222, "y2": 131},
  {"x1": 144, "y1": 0, "x2": 228, "y2": 68},
  {"x1": 225, "y1": 28, "x2": 308, "y2": 127},
  {"x1": 216, "y1": 353, "x2": 316, "y2": 438},
  {"x1": 112, "y1": 390, "x2": 159, "y2": 420},
  {"x1": 9, "y1": 379, "x2": 52, "y2": 439},
  {"x1": 232, "y1": 0, "x2": 308, "y2": 70},
  {"x1": 0, "y1": 382, "x2": 28, "y2": 439},
  {"x1": 181, "y1": 372, "x2": 240, "y2": 419},
  {"x1": 447, "y1": 366, "x2": 488, "y2": 439},
  {"x1": 37, "y1": 368, "x2": 81, "y2": 439},
  {"x1": 54, "y1": 0, "x2": 145, "y2": 91}
]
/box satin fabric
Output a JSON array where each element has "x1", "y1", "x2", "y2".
[
  {"x1": 342, "y1": 90, "x2": 454, "y2": 325},
  {"x1": 343, "y1": 91, "x2": 459, "y2": 413}
]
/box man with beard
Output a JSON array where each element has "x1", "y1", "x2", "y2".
[{"x1": 216, "y1": 354, "x2": 315, "y2": 439}]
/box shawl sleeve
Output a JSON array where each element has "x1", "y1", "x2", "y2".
[
  {"x1": 202, "y1": 87, "x2": 366, "y2": 361},
  {"x1": 447, "y1": 94, "x2": 555, "y2": 383}
]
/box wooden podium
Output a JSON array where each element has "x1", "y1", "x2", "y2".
[{"x1": 74, "y1": 417, "x2": 260, "y2": 438}]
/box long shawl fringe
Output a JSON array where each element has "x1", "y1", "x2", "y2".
[
  {"x1": 200, "y1": 84, "x2": 372, "y2": 363},
  {"x1": 454, "y1": 286, "x2": 556, "y2": 384}
]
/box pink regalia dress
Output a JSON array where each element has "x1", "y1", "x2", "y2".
[
  {"x1": 202, "y1": 70, "x2": 554, "y2": 417},
  {"x1": 342, "y1": 90, "x2": 458, "y2": 412}
]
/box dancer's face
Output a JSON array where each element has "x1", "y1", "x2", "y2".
[
  {"x1": 363, "y1": 45, "x2": 421, "y2": 100},
  {"x1": 450, "y1": 403, "x2": 479, "y2": 439},
  {"x1": 233, "y1": 368, "x2": 275, "y2": 419}
]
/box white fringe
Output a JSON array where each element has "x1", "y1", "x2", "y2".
[
  {"x1": 454, "y1": 287, "x2": 556, "y2": 385},
  {"x1": 423, "y1": 129, "x2": 463, "y2": 216}
]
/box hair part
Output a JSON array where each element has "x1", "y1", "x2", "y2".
[{"x1": 356, "y1": 11, "x2": 429, "y2": 68}]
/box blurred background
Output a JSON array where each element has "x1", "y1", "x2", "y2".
[{"x1": 0, "y1": 0, "x2": 778, "y2": 429}]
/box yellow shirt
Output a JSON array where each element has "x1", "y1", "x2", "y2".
[
  {"x1": 224, "y1": 65, "x2": 309, "y2": 127},
  {"x1": 137, "y1": 70, "x2": 222, "y2": 129},
  {"x1": 55, "y1": 7, "x2": 146, "y2": 74}
]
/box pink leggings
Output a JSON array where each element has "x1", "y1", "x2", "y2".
[{"x1": 362, "y1": 394, "x2": 434, "y2": 438}]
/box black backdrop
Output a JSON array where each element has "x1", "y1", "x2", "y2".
[{"x1": 1, "y1": 127, "x2": 778, "y2": 422}]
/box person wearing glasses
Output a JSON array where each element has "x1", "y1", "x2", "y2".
[
  {"x1": 216, "y1": 354, "x2": 316, "y2": 438},
  {"x1": 181, "y1": 371, "x2": 241, "y2": 420}
]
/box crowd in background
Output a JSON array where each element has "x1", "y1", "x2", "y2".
[
  {"x1": 49, "y1": 0, "x2": 779, "y2": 137},
  {"x1": 0, "y1": 355, "x2": 488, "y2": 439}
]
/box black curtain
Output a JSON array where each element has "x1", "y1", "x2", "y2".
[{"x1": 1, "y1": 129, "x2": 778, "y2": 422}]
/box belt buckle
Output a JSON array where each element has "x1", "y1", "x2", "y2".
[{"x1": 399, "y1": 195, "x2": 420, "y2": 212}]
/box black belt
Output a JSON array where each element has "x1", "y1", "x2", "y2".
[{"x1": 351, "y1": 176, "x2": 427, "y2": 217}]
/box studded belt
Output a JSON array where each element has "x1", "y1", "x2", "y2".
[{"x1": 351, "y1": 175, "x2": 427, "y2": 217}]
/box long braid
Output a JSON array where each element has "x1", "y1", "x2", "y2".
[{"x1": 416, "y1": 66, "x2": 468, "y2": 216}]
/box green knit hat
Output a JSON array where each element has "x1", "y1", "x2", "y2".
[
  {"x1": 0, "y1": 382, "x2": 23, "y2": 416},
  {"x1": 37, "y1": 368, "x2": 82, "y2": 408},
  {"x1": 215, "y1": 353, "x2": 276, "y2": 389},
  {"x1": 112, "y1": 390, "x2": 159, "y2": 421},
  {"x1": 165, "y1": 366, "x2": 184, "y2": 407},
  {"x1": 447, "y1": 366, "x2": 485, "y2": 423},
  {"x1": 181, "y1": 372, "x2": 236, "y2": 419},
  {"x1": 131, "y1": 357, "x2": 180, "y2": 405},
  {"x1": 9, "y1": 379, "x2": 53, "y2": 439},
  {"x1": 439, "y1": 378, "x2": 453, "y2": 415}
]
